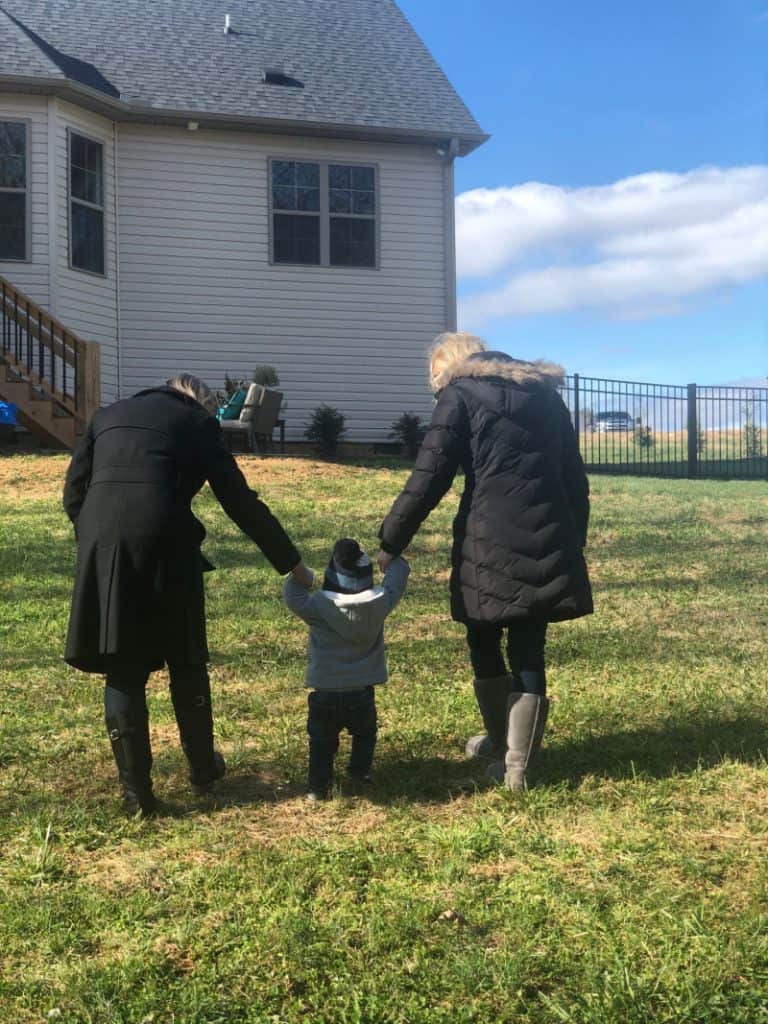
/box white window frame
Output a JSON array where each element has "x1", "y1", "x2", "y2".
[
  {"x1": 268, "y1": 157, "x2": 379, "y2": 270},
  {"x1": 0, "y1": 118, "x2": 31, "y2": 262},
  {"x1": 68, "y1": 127, "x2": 106, "y2": 277}
]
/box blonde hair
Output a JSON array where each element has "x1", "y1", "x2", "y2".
[
  {"x1": 428, "y1": 332, "x2": 487, "y2": 392},
  {"x1": 166, "y1": 373, "x2": 218, "y2": 416}
]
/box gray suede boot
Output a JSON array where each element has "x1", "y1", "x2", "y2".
[
  {"x1": 502, "y1": 693, "x2": 550, "y2": 791},
  {"x1": 465, "y1": 674, "x2": 512, "y2": 761}
]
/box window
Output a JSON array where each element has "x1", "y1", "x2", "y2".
[
  {"x1": 272, "y1": 160, "x2": 320, "y2": 265},
  {"x1": 69, "y1": 131, "x2": 105, "y2": 275},
  {"x1": 270, "y1": 159, "x2": 377, "y2": 268},
  {"x1": 0, "y1": 121, "x2": 28, "y2": 261}
]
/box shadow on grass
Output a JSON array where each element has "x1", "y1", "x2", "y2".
[
  {"x1": 125, "y1": 712, "x2": 768, "y2": 818},
  {"x1": 154, "y1": 714, "x2": 768, "y2": 814},
  {"x1": 158, "y1": 755, "x2": 483, "y2": 815},
  {"x1": 5, "y1": 718, "x2": 765, "y2": 822},
  {"x1": 161, "y1": 713, "x2": 768, "y2": 815},
  {"x1": 539, "y1": 714, "x2": 768, "y2": 787}
]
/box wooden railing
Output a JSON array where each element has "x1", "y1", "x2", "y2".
[{"x1": 0, "y1": 273, "x2": 100, "y2": 430}]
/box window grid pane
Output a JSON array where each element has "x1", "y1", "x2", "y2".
[
  {"x1": 70, "y1": 134, "x2": 104, "y2": 207},
  {"x1": 271, "y1": 160, "x2": 319, "y2": 213},
  {"x1": 0, "y1": 154, "x2": 25, "y2": 190},
  {"x1": 0, "y1": 192, "x2": 26, "y2": 260},
  {"x1": 273, "y1": 213, "x2": 320, "y2": 265},
  {"x1": 71, "y1": 203, "x2": 105, "y2": 274},
  {"x1": 329, "y1": 217, "x2": 375, "y2": 268}
]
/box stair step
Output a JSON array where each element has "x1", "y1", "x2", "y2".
[
  {"x1": 0, "y1": 377, "x2": 32, "y2": 401},
  {"x1": 13, "y1": 406, "x2": 76, "y2": 450}
]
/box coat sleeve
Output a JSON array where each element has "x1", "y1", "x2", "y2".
[
  {"x1": 556, "y1": 394, "x2": 590, "y2": 547},
  {"x1": 380, "y1": 556, "x2": 410, "y2": 614},
  {"x1": 201, "y1": 417, "x2": 301, "y2": 573},
  {"x1": 379, "y1": 387, "x2": 468, "y2": 555},
  {"x1": 283, "y1": 574, "x2": 324, "y2": 626},
  {"x1": 62, "y1": 418, "x2": 95, "y2": 527}
]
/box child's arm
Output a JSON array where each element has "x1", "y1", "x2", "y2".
[
  {"x1": 283, "y1": 572, "x2": 324, "y2": 626},
  {"x1": 380, "y1": 556, "x2": 410, "y2": 614}
]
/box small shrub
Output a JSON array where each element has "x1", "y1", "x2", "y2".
[
  {"x1": 633, "y1": 423, "x2": 655, "y2": 449},
  {"x1": 389, "y1": 412, "x2": 427, "y2": 459},
  {"x1": 252, "y1": 365, "x2": 280, "y2": 388},
  {"x1": 697, "y1": 427, "x2": 707, "y2": 455},
  {"x1": 223, "y1": 372, "x2": 242, "y2": 398},
  {"x1": 305, "y1": 404, "x2": 346, "y2": 455}
]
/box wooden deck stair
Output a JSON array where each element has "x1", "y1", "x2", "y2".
[{"x1": 0, "y1": 275, "x2": 100, "y2": 450}]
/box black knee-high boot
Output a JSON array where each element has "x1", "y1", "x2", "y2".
[
  {"x1": 105, "y1": 710, "x2": 156, "y2": 817},
  {"x1": 169, "y1": 665, "x2": 226, "y2": 794}
]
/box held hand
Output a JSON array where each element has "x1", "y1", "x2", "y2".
[
  {"x1": 291, "y1": 561, "x2": 314, "y2": 589},
  {"x1": 376, "y1": 549, "x2": 394, "y2": 572}
]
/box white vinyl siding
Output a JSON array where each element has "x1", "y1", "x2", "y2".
[
  {"x1": 0, "y1": 95, "x2": 48, "y2": 307},
  {"x1": 55, "y1": 101, "x2": 119, "y2": 403},
  {"x1": 117, "y1": 126, "x2": 446, "y2": 441}
]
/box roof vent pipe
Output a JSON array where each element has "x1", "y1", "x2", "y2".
[{"x1": 224, "y1": 14, "x2": 232, "y2": 34}]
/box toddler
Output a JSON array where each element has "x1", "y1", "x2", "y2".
[{"x1": 283, "y1": 538, "x2": 409, "y2": 800}]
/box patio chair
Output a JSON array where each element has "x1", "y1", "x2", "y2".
[{"x1": 219, "y1": 383, "x2": 284, "y2": 453}]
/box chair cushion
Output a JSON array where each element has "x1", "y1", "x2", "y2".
[
  {"x1": 251, "y1": 388, "x2": 283, "y2": 434},
  {"x1": 239, "y1": 383, "x2": 262, "y2": 423},
  {"x1": 220, "y1": 388, "x2": 247, "y2": 420}
]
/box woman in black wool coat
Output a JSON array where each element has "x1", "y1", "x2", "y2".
[
  {"x1": 377, "y1": 334, "x2": 592, "y2": 790},
  {"x1": 63, "y1": 374, "x2": 312, "y2": 816}
]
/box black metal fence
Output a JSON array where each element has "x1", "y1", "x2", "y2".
[{"x1": 560, "y1": 374, "x2": 768, "y2": 480}]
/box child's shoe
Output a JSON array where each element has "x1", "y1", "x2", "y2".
[{"x1": 346, "y1": 769, "x2": 373, "y2": 785}]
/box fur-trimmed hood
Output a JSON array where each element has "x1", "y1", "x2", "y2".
[{"x1": 435, "y1": 350, "x2": 565, "y2": 393}]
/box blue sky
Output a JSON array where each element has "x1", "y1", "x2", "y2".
[{"x1": 400, "y1": 0, "x2": 768, "y2": 385}]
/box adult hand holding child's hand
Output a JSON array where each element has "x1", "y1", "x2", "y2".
[
  {"x1": 376, "y1": 549, "x2": 393, "y2": 572},
  {"x1": 291, "y1": 561, "x2": 314, "y2": 589}
]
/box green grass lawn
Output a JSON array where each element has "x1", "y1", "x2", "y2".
[{"x1": 0, "y1": 456, "x2": 766, "y2": 1024}]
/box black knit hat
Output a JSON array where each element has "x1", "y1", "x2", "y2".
[{"x1": 323, "y1": 538, "x2": 374, "y2": 594}]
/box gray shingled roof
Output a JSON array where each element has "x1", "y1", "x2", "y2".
[
  {"x1": 0, "y1": 0, "x2": 487, "y2": 151},
  {"x1": 0, "y1": 7, "x2": 64, "y2": 80}
]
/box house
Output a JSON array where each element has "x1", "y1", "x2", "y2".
[{"x1": 0, "y1": 0, "x2": 487, "y2": 448}]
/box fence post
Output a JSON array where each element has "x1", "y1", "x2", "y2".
[
  {"x1": 573, "y1": 373, "x2": 580, "y2": 448},
  {"x1": 687, "y1": 383, "x2": 698, "y2": 478}
]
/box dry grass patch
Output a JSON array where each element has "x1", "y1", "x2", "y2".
[{"x1": 0, "y1": 452, "x2": 69, "y2": 500}]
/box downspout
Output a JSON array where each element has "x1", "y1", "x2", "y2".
[
  {"x1": 113, "y1": 119, "x2": 122, "y2": 398},
  {"x1": 442, "y1": 137, "x2": 459, "y2": 331}
]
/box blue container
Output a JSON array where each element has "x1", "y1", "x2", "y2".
[{"x1": 0, "y1": 401, "x2": 17, "y2": 426}]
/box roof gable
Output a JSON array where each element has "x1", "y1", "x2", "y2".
[{"x1": 0, "y1": 0, "x2": 487, "y2": 151}]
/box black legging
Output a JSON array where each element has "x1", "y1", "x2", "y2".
[
  {"x1": 465, "y1": 620, "x2": 548, "y2": 695},
  {"x1": 104, "y1": 661, "x2": 215, "y2": 768}
]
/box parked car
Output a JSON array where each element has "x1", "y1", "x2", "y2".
[{"x1": 594, "y1": 411, "x2": 634, "y2": 433}]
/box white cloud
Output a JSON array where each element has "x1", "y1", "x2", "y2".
[{"x1": 456, "y1": 166, "x2": 768, "y2": 326}]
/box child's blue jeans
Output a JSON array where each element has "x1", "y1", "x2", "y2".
[{"x1": 307, "y1": 686, "x2": 377, "y2": 793}]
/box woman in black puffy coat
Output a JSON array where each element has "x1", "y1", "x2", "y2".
[{"x1": 378, "y1": 334, "x2": 592, "y2": 789}]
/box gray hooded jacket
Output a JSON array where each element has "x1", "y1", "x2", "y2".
[{"x1": 283, "y1": 557, "x2": 410, "y2": 690}]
